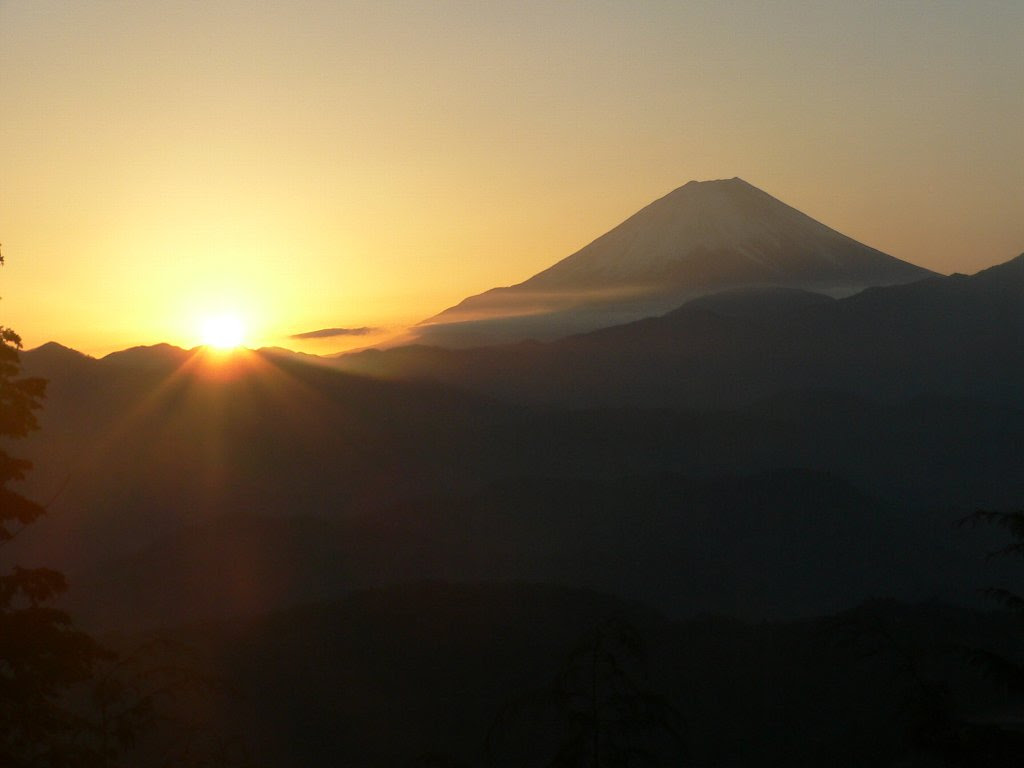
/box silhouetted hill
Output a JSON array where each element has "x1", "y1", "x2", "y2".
[
  {"x1": 16, "y1": 315, "x2": 1024, "y2": 768},
  {"x1": 65, "y1": 470, "x2": 899, "y2": 629},
  {"x1": 24, "y1": 340, "x2": 95, "y2": 370},
  {"x1": 100, "y1": 342, "x2": 192, "y2": 368},
  {"x1": 75, "y1": 512, "x2": 351, "y2": 630},
  {"x1": 116, "y1": 582, "x2": 1024, "y2": 767},
  {"x1": 63, "y1": 445, "x2": 1024, "y2": 633},
  {"x1": 19, "y1": 247, "x2": 1024, "y2": 630},
  {"x1": 339, "y1": 252, "x2": 1024, "y2": 409},
  {"x1": 337, "y1": 470, "x2": 934, "y2": 619},
  {"x1": 17, "y1": 346, "x2": 506, "y2": 576},
  {"x1": 682, "y1": 284, "x2": 836, "y2": 319},
  {"x1": 17, "y1": 335, "x2": 1024, "y2": 631},
  {"x1": 417, "y1": 178, "x2": 933, "y2": 345}
]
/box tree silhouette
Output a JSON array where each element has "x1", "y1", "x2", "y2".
[
  {"x1": 548, "y1": 618, "x2": 684, "y2": 768},
  {"x1": 827, "y1": 603, "x2": 967, "y2": 762},
  {"x1": 1, "y1": 254, "x2": 259, "y2": 767},
  {"x1": 489, "y1": 618, "x2": 685, "y2": 767},
  {"x1": 961, "y1": 509, "x2": 1024, "y2": 692},
  {"x1": 0, "y1": 281, "x2": 114, "y2": 762}
]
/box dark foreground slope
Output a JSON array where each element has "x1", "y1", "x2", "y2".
[
  {"x1": 70, "y1": 465, "x2": 1021, "y2": 631},
  {"x1": 114, "y1": 582, "x2": 1024, "y2": 768}
]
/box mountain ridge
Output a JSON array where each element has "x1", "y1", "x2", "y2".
[
  {"x1": 418, "y1": 178, "x2": 934, "y2": 346},
  {"x1": 338, "y1": 250, "x2": 1024, "y2": 409}
]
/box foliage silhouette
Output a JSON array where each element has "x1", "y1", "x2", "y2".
[
  {"x1": 488, "y1": 617, "x2": 684, "y2": 767},
  {"x1": 821, "y1": 512, "x2": 1024, "y2": 766},
  {"x1": 83, "y1": 637, "x2": 260, "y2": 768},
  {"x1": 960, "y1": 510, "x2": 1024, "y2": 693},
  {"x1": 0, "y1": 258, "x2": 112, "y2": 764},
  {"x1": 1, "y1": 254, "x2": 260, "y2": 766},
  {"x1": 826, "y1": 604, "x2": 966, "y2": 762}
]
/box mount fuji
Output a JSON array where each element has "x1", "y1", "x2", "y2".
[{"x1": 416, "y1": 178, "x2": 934, "y2": 346}]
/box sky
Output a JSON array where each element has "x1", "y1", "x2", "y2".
[{"x1": 2, "y1": 0, "x2": 1022, "y2": 356}]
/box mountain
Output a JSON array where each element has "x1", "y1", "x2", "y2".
[
  {"x1": 62, "y1": 468, "x2": 924, "y2": 630},
  {"x1": 13, "y1": 254, "x2": 1023, "y2": 631},
  {"x1": 100, "y1": 342, "x2": 193, "y2": 369},
  {"x1": 115, "y1": 583, "x2": 1024, "y2": 767},
  {"x1": 339, "y1": 253, "x2": 1024, "y2": 410},
  {"x1": 417, "y1": 178, "x2": 934, "y2": 346},
  {"x1": 15, "y1": 345, "x2": 510, "y2": 580},
  {"x1": 19, "y1": 340, "x2": 94, "y2": 369},
  {"x1": 16, "y1": 327, "x2": 1024, "y2": 631}
]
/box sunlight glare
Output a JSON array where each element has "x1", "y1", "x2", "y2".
[{"x1": 199, "y1": 312, "x2": 246, "y2": 350}]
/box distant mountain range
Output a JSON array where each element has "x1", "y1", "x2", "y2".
[
  {"x1": 338, "y1": 252, "x2": 1024, "y2": 409},
  {"x1": 416, "y1": 178, "x2": 934, "y2": 346},
  {"x1": 17, "y1": 260, "x2": 1024, "y2": 630},
  {"x1": 11, "y1": 180, "x2": 1023, "y2": 768},
  {"x1": 13, "y1": 181, "x2": 1024, "y2": 635}
]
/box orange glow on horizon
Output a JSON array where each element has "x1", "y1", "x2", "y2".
[{"x1": 2, "y1": 2, "x2": 1021, "y2": 356}]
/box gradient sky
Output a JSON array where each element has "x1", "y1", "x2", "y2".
[{"x1": 2, "y1": 0, "x2": 1022, "y2": 355}]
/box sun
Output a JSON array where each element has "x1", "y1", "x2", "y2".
[{"x1": 199, "y1": 312, "x2": 246, "y2": 350}]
